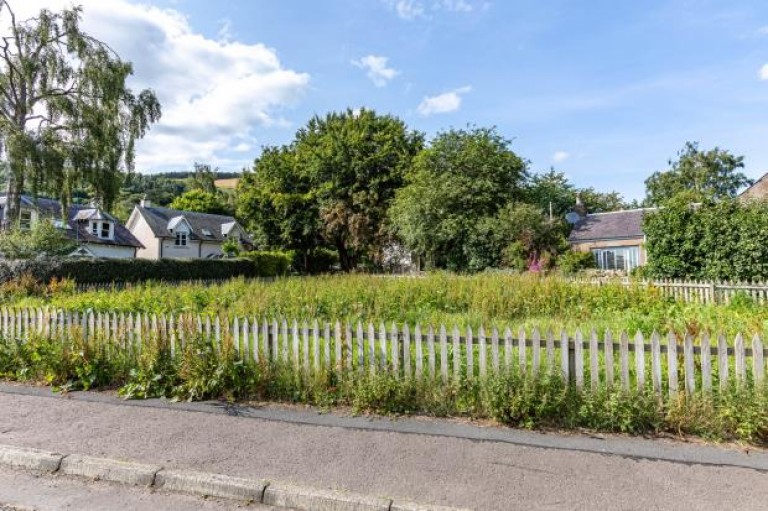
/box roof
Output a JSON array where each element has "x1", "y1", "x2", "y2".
[
  {"x1": 739, "y1": 172, "x2": 768, "y2": 201},
  {"x1": 0, "y1": 194, "x2": 62, "y2": 217},
  {"x1": 0, "y1": 194, "x2": 143, "y2": 249},
  {"x1": 568, "y1": 208, "x2": 656, "y2": 242},
  {"x1": 134, "y1": 205, "x2": 250, "y2": 243},
  {"x1": 68, "y1": 205, "x2": 143, "y2": 249}
]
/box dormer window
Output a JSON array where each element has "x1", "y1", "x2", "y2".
[
  {"x1": 90, "y1": 220, "x2": 113, "y2": 240},
  {"x1": 175, "y1": 231, "x2": 188, "y2": 246}
]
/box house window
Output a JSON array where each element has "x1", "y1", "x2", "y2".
[
  {"x1": 175, "y1": 232, "x2": 187, "y2": 247},
  {"x1": 592, "y1": 247, "x2": 640, "y2": 272},
  {"x1": 90, "y1": 221, "x2": 112, "y2": 240},
  {"x1": 19, "y1": 211, "x2": 32, "y2": 231}
]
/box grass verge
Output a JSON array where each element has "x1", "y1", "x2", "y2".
[{"x1": 1, "y1": 333, "x2": 766, "y2": 446}]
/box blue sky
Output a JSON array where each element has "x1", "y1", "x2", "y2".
[{"x1": 21, "y1": 0, "x2": 768, "y2": 199}]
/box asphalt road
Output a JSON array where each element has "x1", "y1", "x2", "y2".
[
  {"x1": 0, "y1": 465, "x2": 278, "y2": 511},
  {"x1": 0, "y1": 386, "x2": 766, "y2": 510}
]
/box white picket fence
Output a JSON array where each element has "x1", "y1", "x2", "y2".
[
  {"x1": 75, "y1": 278, "x2": 231, "y2": 293},
  {"x1": 0, "y1": 307, "x2": 766, "y2": 398},
  {"x1": 579, "y1": 277, "x2": 768, "y2": 304}
]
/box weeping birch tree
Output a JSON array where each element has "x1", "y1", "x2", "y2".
[{"x1": 0, "y1": 1, "x2": 161, "y2": 228}]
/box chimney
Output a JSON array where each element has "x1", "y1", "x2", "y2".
[
  {"x1": 574, "y1": 192, "x2": 587, "y2": 218},
  {"x1": 140, "y1": 195, "x2": 151, "y2": 208}
]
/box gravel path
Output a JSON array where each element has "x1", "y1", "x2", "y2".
[{"x1": 0, "y1": 389, "x2": 766, "y2": 510}]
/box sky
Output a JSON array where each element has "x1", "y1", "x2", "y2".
[{"x1": 8, "y1": 0, "x2": 768, "y2": 200}]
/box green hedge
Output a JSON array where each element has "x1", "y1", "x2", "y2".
[
  {"x1": 0, "y1": 257, "x2": 285, "y2": 285},
  {"x1": 241, "y1": 251, "x2": 292, "y2": 276},
  {"x1": 644, "y1": 198, "x2": 768, "y2": 280}
]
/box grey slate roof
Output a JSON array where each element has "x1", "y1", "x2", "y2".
[
  {"x1": 68, "y1": 204, "x2": 143, "y2": 248},
  {"x1": 0, "y1": 194, "x2": 143, "y2": 249},
  {"x1": 134, "y1": 205, "x2": 250, "y2": 243},
  {"x1": 568, "y1": 208, "x2": 656, "y2": 242}
]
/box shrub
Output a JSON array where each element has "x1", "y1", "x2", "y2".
[
  {"x1": 557, "y1": 250, "x2": 596, "y2": 274},
  {"x1": 0, "y1": 222, "x2": 76, "y2": 259},
  {"x1": 242, "y1": 251, "x2": 292, "y2": 276},
  {"x1": 0, "y1": 258, "x2": 264, "y2": 285},
  {"x1": 644, "y1": 198, "x2": 768, "y2": 280},
  {"x1": 291, "y1": 248, "x2": 339, "y2": 274}
]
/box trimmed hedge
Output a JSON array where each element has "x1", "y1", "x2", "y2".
[
  {"x1": 241, "y1": 251, "x2": 292, "y2": 276},
  {"x1": 0, "y1": 257, "x2": 284, "y2": 285}
]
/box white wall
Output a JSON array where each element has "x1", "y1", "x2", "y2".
[
  {"x1": 161, "y1": 238, "x2": 202, "y2": 259},
  {"x1": 127, "y1": 210, "x2": 160, "y2": 260},
  {"x1": 81, "y1": 244, "x2": 136, "y2": 259},
  {"x1": 200, "y1": 241, "x2": 224, "y2": 259}
]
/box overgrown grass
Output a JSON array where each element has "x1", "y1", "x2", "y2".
[
  {"x1": 4, "y1": 273, "x2": 768, "y2": 337},
  {"x1": 1, "y1": 333, "x2": 766, "y2": 445}
]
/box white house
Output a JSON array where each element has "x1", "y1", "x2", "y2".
[
  {"x1": 126, "y1": 199, "x2": 251, "y2": 260},
  {"x1": 0, "y1": 194, "x2": 143, "y2": 259}
]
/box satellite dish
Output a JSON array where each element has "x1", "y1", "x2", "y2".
[{"x1": 565, "y1": 212, "x2": 581, "y2": 225}]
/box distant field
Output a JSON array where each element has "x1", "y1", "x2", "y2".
[{"x1": 214, "y1": 178, "x2": 240, "y2": 190}]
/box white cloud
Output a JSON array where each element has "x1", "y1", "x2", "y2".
[
  {"x1": 386, "y1": 0, "x2": 425, "y2": 20},
  {"x1": 6, "y1": 0, "x2": 310, "y2": 170},
  {"x1": 760, "y1": 63, "x2": 768, "y2": 81},
  {"x1": 553, "y1": 151, "x2": 570, "y2": 163},
  {"x1": 417, "y1": 86, "x2": 471, "y2": 116},
  {"x1": 384, "y1": 0, "x2": 482, "y2": 20},
  {"x1": 352, "y1": 55, "x2": 399, "y2": 87}
]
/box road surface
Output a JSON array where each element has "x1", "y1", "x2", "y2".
[
  {"x1": 0, "y1": 385, "x2": 766, "y2": 510},
  {"x1": 0, "y1": 464, "x2": 279, "y2": 511}
]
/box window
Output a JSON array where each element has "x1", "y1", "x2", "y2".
[
  {"x1": 19, "y1": 211, "x2": 32, "y2": 231},
  {"x1": 592, "y1": 247, "x2": 640, "y2": 272},
  {"x1": 90, "y1": 221, "x2": 112, "y2": 240},
  {"x1": 175, "y1": 232, "x2": 187, "y2": 247}
]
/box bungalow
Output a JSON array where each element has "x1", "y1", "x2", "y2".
[
  {"x1": 567, "y1": 200, "x2": 657, "y2": 272},
  {"x1": 126, "y1": 199, "x2": 251, "y2": 260},
  {"x1": 0, "y1": 194, "x2": 143, "y2": 259}
]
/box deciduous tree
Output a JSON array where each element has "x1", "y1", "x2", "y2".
[
  {"x1": 0, "y1": 1, "x2": 161, "y2": 228},
  {"x1": 390, "y1": 126, "x2": 529, "y2": 271},
  {"x1": 237, "y1": 109, "x2": 423, "y2": 271},
  {"x1": 170, "y1": 189, "x2": 230, "y2": 215},
  {"x1": 644, "y1": 142, "x2": 750, "y2": 205}
]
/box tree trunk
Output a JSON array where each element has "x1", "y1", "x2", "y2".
[
  {"x1": 2, "y1": 169, "x2": 23, "y2": 231},
  {"x1": 335, "y1": 239, "x2": 357, "y2": 272}
]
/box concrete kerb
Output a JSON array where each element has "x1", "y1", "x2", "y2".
[
  {"x1": 0, "y1": 443, "x2": 464, "y2": 511},
  {"x1": 0, "y1": 445, "x2": 63, "y2": 473},
  {"x1": 59, "y1": 454, "x2": 161, "y2": 486},
  {"x1": 155, "y1": 469, "x2": 267, "y2": 502}
]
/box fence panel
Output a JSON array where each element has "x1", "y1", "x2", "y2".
[{"x1": 1, "y1": 307, "x2": 767, "y2": 398}]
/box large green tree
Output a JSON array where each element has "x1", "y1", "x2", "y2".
[
  {"x1": 644, "y1": 142, "x2": 751, "y2": 205},
  {"x1": 525, "y1": 168, "x2": 627, "y2": 217},
  {"x1": 0, "y1": 1, "x2": 161, "y2": 228},
  {"x1": 390, "y1": 126, "x2": 529, "y2": 271},
  {"x1": 170, "y1": 189, "x2": 230, "y2": 215},
  {"x1": 237, "y1": 108, "x2": 423, "y2": 271}
]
